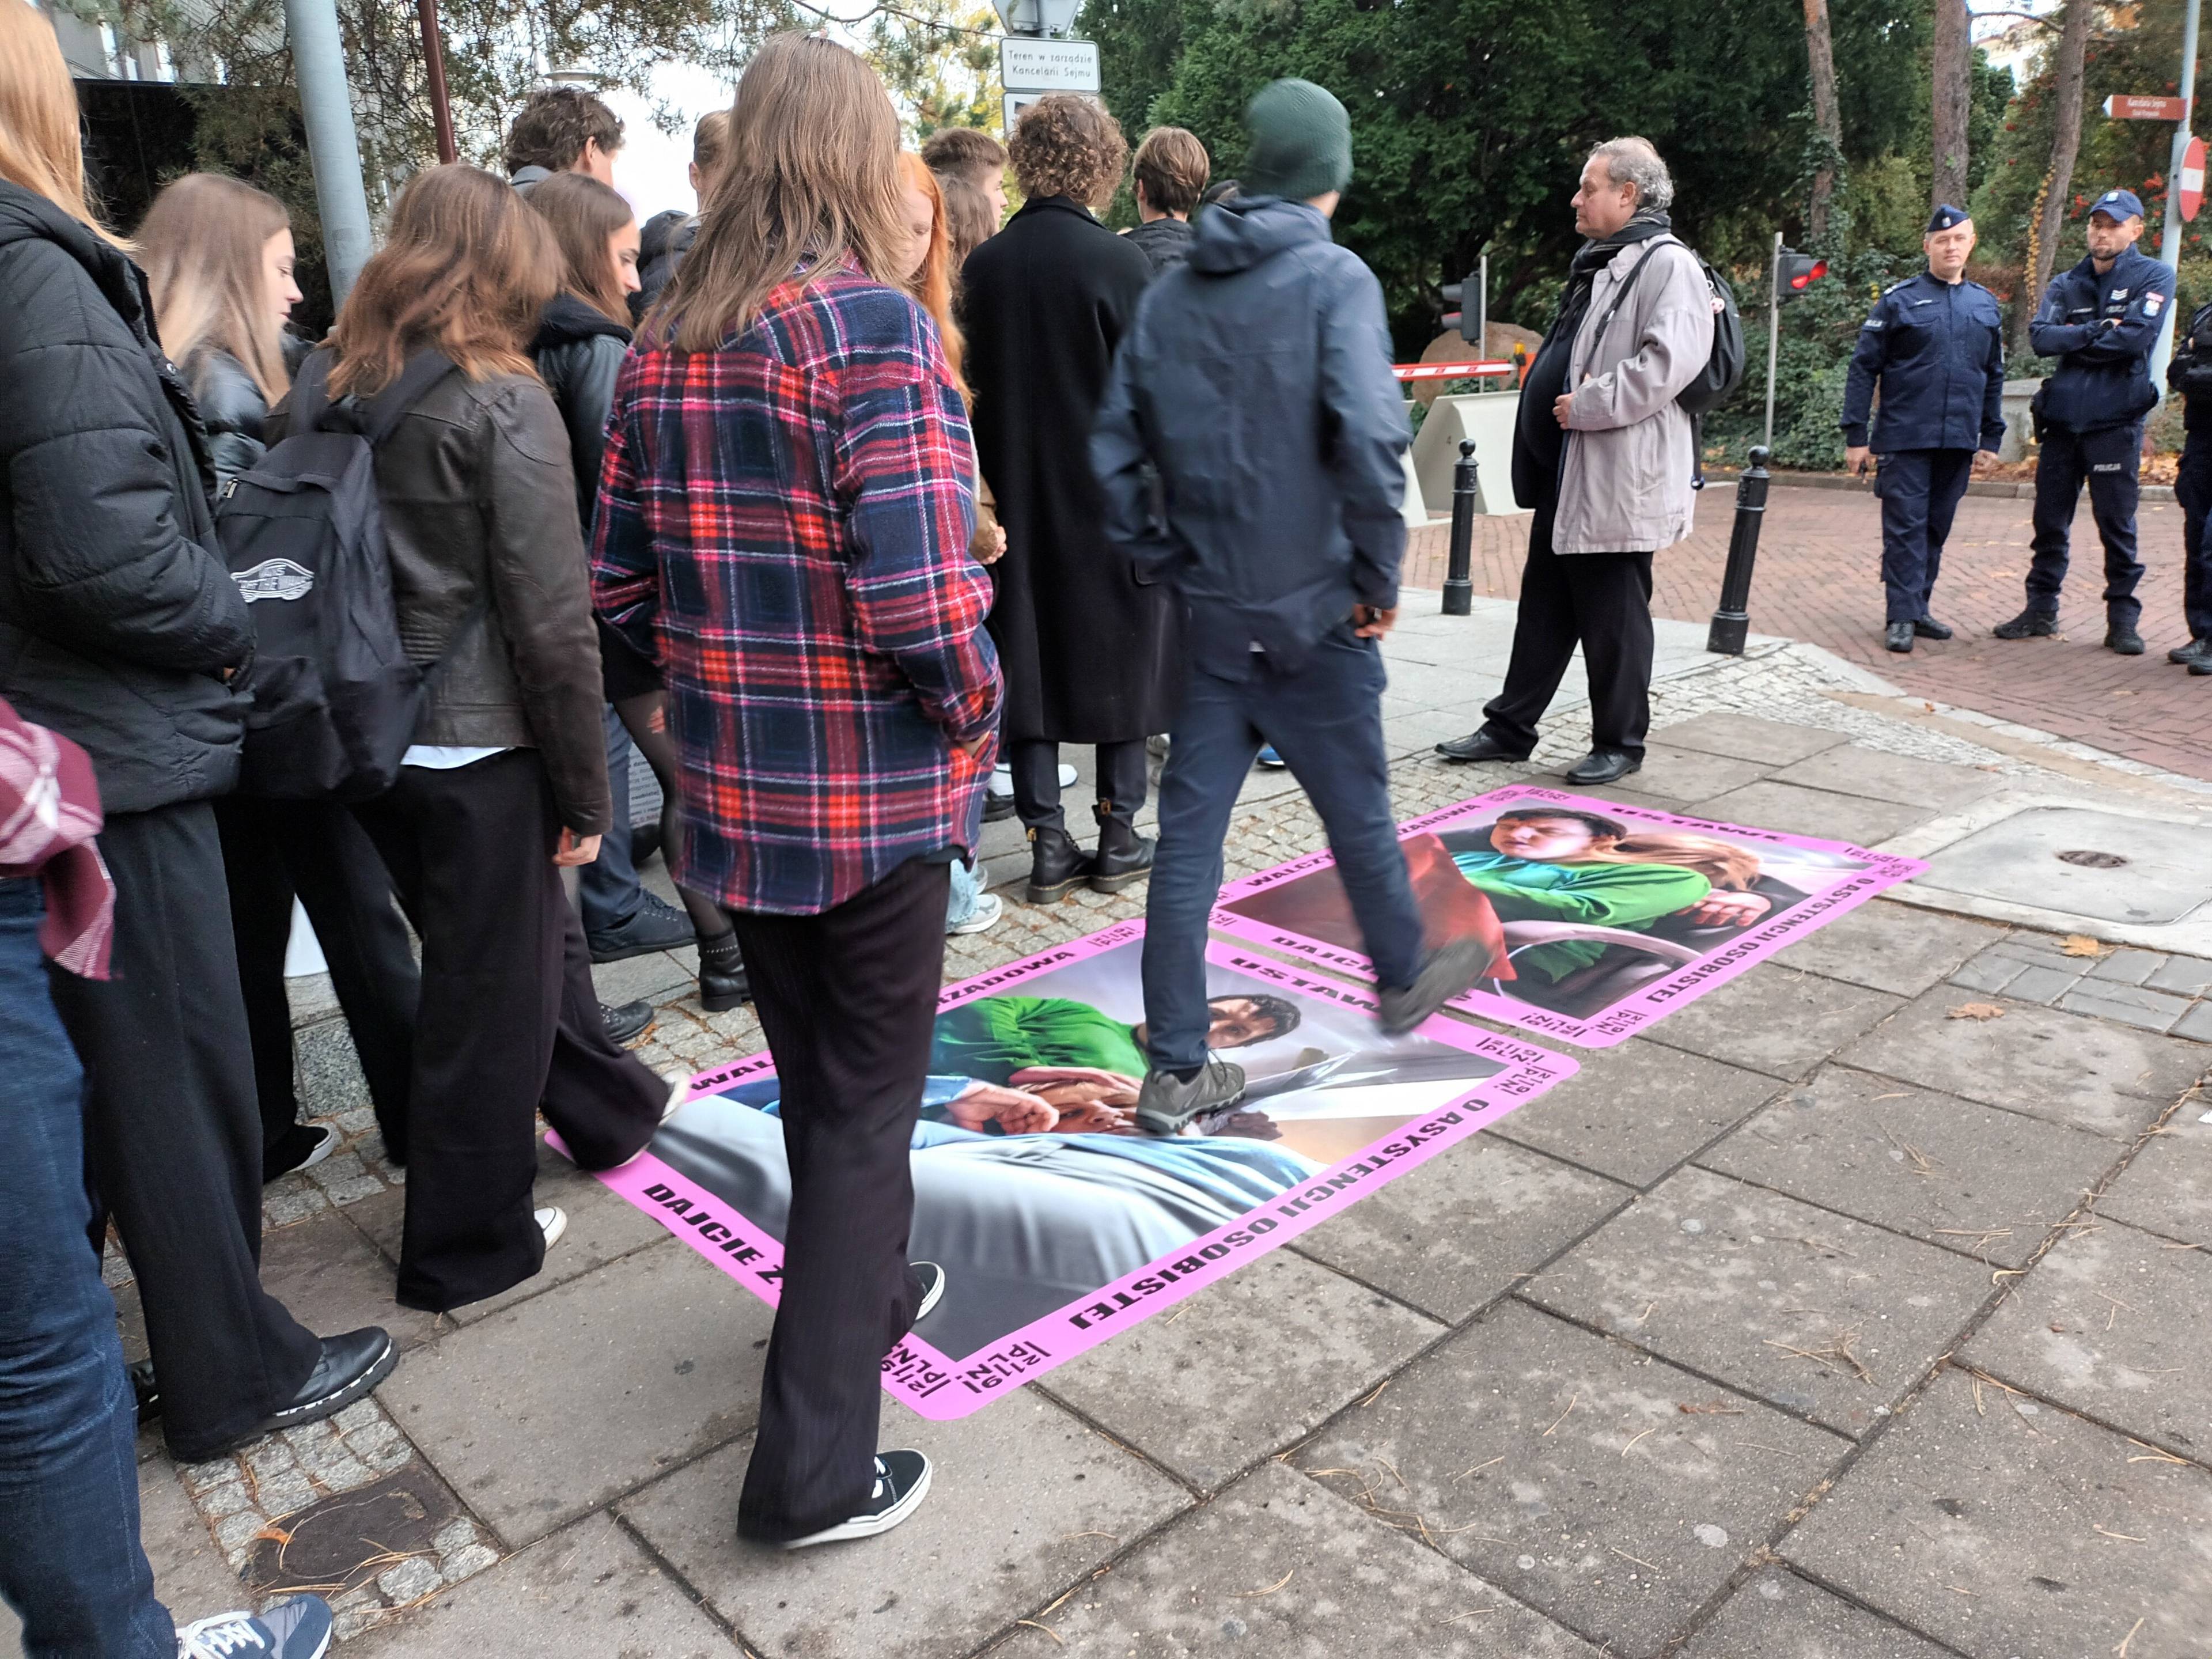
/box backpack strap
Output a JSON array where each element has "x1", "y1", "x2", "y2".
[
  {"x1": 1592, "y1": 236, "x2": 1674, "y2": 353},
  {"x1": 290, "y1": 349, "x2": 336, "y2": 435},
  {"x1": 358, "y1": 350, "x2": 459, "y2": 446}
]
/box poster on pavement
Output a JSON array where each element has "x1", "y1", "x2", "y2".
[
  {"x1": 560, "y1": 921, "x2": 1575, "y2": 1419},
  {"x1": 1212, "y1": 783, "x2": 1927, "y2": 1049}
]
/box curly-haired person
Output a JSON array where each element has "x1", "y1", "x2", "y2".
[{"x1": 963, "y1": 94, "x2": 1177, "y2": 907}]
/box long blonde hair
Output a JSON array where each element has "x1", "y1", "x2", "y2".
[
  {"x1": 139, "y1": 175, "x2": 293, "y2": 403},
  {"x1": 326, "y1": 165, "x2": 559, "y2": 399},
  {"x1": 0, "y1": 3, "x2": 123, "y2": 246},
  {"x1": 895, "y1": 151, "x2": 965, "y2": 402},
  {"x1": 647, "y1": 33, "x2": 907, "y2": 353}
]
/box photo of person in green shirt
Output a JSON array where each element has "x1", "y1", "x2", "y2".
[{"x1": 1451, "y1": 808, "x2": 1776, "y2": 983}]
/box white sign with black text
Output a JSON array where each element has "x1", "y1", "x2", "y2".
[{"x1": 999, "y1": 37, "x2": 1100, "y2": 93}]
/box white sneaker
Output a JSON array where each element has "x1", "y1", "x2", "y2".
[
  {"x1": 912, "y1": 1261, "x2": 945, "y2": 1319},
  {"x1": 1056, "y1": 762, "x2": 1077, "y2": 787},
  {"x1": 781, "y1": 1450, "x2": 932, "y2": 1548},
  {"x1": 947, "y1": 892, "x2": 1003, "y2": 935},
  {"x1": 536, "y1": 1206, "x2": 567, "y2": 1248}
]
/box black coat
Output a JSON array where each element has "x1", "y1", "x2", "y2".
[
  {"x1": 0, "y1": 180, "x2": 253, "y2": 816},
  {"x1": 961, "y1": 196, "x2": 1178, "y2": 743},
  {"x1": 531, "y1": 293, "x2": 632, "y2": 533},
  {"x1": 185, "y1": 347, "x2": 271, "y2": 487}
]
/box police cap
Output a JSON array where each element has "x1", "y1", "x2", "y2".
[{"x1": 1925, "y1": 204, "x2": 1970, "y2": 233}]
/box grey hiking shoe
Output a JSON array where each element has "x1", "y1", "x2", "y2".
[
  {"x1": 1135, "y1": 1055, "x2": 1247, "y2": 1137},
  {"x1": 1376, "y1": 938, "x2": 1493, "y2": 1035}
]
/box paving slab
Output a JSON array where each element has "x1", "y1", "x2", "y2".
[
  {"x1": 376, "y1": 1244, "x2": 775, "y2": 1549},
  {"x1": 990, "y1": 1460, "x2": 1603, "y2": 1659},
  {"x1": 343, "y1": 1512, "x2": 733, "y2": 1656},
  {"x1": 1297, "y1": 1300, "x2": 1848, "y2": 1658},
  {"x1": 257, "y1": 1209, "x2": 441, "y2": 1355},
  {"x1": 1767, "y1": 744, "x2": 2003, "y2": 810},
  {"x1": 1603, "y1": 744, "x2": 1772, "y2": 805},
  {"x1": 1526, "y1": 1168, "x2": 1991, "y2": 1438},
  {"x1": 1482, "y1": 1041, "x2": 1784, "y2": 1190},
  {"x1": 1647, "y1": 713, "x2": 1853, "y2": 767},
  {"x1": 589, "y1": 945, "x2": 698, "y2": 1010},
  {"x1": 1687, "y1": 781, "x2": 1930, "y2": 849},
  {"x1": 1679, "y1": 1566, "x2": 1957, "y2": 1658},
  {"x1": 1836, "y1": 988, "x2": 2206, "y2": 1140},
  {"x1": 1698, "y1": 1065, "x2": 2122, "y2": 1269},
  {"x1": 1963, "y1": 1217, "x2": 2212, "y2": 1462},
  {"x1": 1781, "y1": 1368, "x2": 2212, "y2": 1659},
  {"x1": 1766, "y1": 900, "x2": 2004, "y2": 998},
  {"x1": 1293, "y1": 1134, "x2": 1633, "y2": 1323},
  {"x1": 1638, "y1": 968, "x2": 1904, "y2": 1082},
  {"x1": 140, "y1": 1456, "x2": 252, "y2": 1620},
  {"x1": 2097, "y1": 1105, "x2": 2212, "y2": 1243},
  {"x1": 618, "y1": 1392, "x2": 1189, "y2": 1659},
  {"x1": 1039, "y1": 1246, "x2": 1444, "y2": 1491}
]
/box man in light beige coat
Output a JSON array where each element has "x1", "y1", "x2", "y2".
[{"x1": 1437, "y1": 137, "x2": 1715, "y2": 786}]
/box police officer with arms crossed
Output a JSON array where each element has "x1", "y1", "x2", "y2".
[
  {"x1": 1842, "y1": 204, "x2": 2006, "y2": 654},
  {"x1": 1997, "y1": 187, "x2": 2175, "y2": 655},
  {"x1": 2162, "y1": 294, "x2": 2212, "y2": 671}
]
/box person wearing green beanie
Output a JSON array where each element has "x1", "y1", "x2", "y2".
[{"x1": 1240, "y1": 78, "x2": 1354, "y2": 203}]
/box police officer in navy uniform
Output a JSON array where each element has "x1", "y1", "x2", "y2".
[
  {"x1": 1842, "y1": 204, "x2": 2006, "y2": 653},
  {"x1": 1998, "y1": 188, "x2": 2175, "y2": 654},
  {"x1": 2162, "y1": 296, "x2": 2212, "y2": 670}
]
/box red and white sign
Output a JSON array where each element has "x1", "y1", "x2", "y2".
[
  {"x1": 2104, "y1": 94, "x2": 2190, "y2": 122},
  {"x1": 2182, "y1": 135, "x2": 2206, "y2": 222},
  {"x1": 1391, "y1": 360, "x2": 1516, "y2": 381}
]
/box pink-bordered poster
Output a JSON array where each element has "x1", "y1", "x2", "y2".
[
  {"x1": 566, "y1": 919, "x2": 1575, "y2": 1419},
  {"x1": 1212, "y1": 783, "x2": 1927, "y2": 1049}
]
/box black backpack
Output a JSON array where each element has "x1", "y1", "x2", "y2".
[
  {"x1": 1591, "y1": 236, "x2": 1748, "y2": 416},
  {"x1": 215, "y1": 349, "x2": 456, "y2": 801}
]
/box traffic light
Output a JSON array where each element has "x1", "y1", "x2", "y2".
[
  {"x1": 1777, "y1": 247, "x2": 1828, "y2": 302},
  {"x1": 1440, "y1": 270, "x2": 1480, "y2": 344}
]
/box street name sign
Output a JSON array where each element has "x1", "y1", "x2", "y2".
[{"x1": 2104, "y1": 94, "x2": 2190, "y2": 120}]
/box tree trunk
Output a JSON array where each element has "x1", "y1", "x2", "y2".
[
  {"x1": 1931, "y1": 0, "x2": 1972, "y2": 208},
  {"x1": 1804, "y1": 0, "x2": 1842, "y2": 240},
  {"x1": 2015, "y1": 0, "x2": 2093, "y2": 353}
]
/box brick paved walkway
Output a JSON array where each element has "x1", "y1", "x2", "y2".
[{"x1": 1404, "y1": 482, "x2": 2209, "y2": 781}]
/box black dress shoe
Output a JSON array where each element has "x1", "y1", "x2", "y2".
[
  {"x1": 129, "y1": 1358, "x2": 161, "y2": 1423},
  {"x1": 2105, "y1": 623, "x2": 2145, "y2": 656},
  {"x1": 266, "y1": 1330, "x2": 396, "y2": 1437},
  {"x1": 1089, "y1": 809, "x2": 1155, "y2": 895},
  {"x1": 2169, "y1": 638, "x2": 2211, "y2": 665},
  {"x1": 1435, "y1": 730, "x2": 1531, "y2": 764},
  {"x1": 1992, "y1": 609, "x2": 2058, "y2": 640},
  {"x1": 1912, "y1": 615, "x2": 1953, "y2": 640},
  {"x1": 602, "y1": 998, "x2": 654, "y2": 1043},
  {"x1": 588, "y1": 891, "x2": 695, "y2": 963},
  {"x1": 1564, "y1": 749, "x2": 1642, "y2": 786},
  {"x1": 1885, "y1": 621, "x2": 1915, "y2": 653},
  {"x1": 1024, "y1": 827, "x2": 1094, "y2": 904},
  {"x1": 696, "y1": 930, "x2": 748, "y2": 1013}
]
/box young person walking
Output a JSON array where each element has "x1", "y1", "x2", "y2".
[
  {"x1": 527, "y1": 171, "x2": 748, "y2": 1007},
  {"x1": 0, "y1": 3, "x2": 392, "y2": 1464},
  {"x1": 268, "y1": 164, "x2": 670, "y2": 1313},
  {"x1": 595, "y1": 35, "x2": 999, "y2": 1547},
  {"x1": 1093, "y1": 79, "x2": 1491, "y2": 1132},
  {"x1": 138, "y1": 172, "x2": 422, "y2": 1183}
]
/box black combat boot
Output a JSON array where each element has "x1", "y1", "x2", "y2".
[
  {"x1": 697, "y1": 929, "x2": 748, "y2": 1013},
  {"x1": 1025, "y1": 826, "x2": 1094, "y2": 904},
  {"x1": 1090, "y1": 801, "x2": 1156, "y2": 895}
]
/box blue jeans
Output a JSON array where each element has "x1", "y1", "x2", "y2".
[
  {"x1": 1141, "y1": 626, "x2": 1426, "y2": 1072},
  {"x1": 577, "y1": 704, "x2": 641, "y2": 935},
  {"x1": 0, "y1": 879, "x2": 172, "y2": 1657}
]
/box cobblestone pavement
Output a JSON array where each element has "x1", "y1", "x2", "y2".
[
  {"x1": 51, "y1": 644, "x2": 2212, "y2": 1658},
  {"x1": 1403, "y1": 483, "x2": 2211, "y2": 783}
]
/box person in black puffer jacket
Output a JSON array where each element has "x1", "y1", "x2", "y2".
[
  {"x1": 2165, "y1": 300, "x2": 2212, "y2": 669},
  {"x1": 0, "y1": 24, "x2": 393, "y2": 1471},
  {"x1": 139, "y1": 173, "x2": 423, "y2": 1186},
  {"x1": 527, "y1": 172, "x2": 745, "y2": 1011}
]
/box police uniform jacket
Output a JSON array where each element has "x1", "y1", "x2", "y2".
[
  {"x1": 1840, "y1": 271, "x2": 2006, "y2": 452},
  {"x1": 2027, "y1": 245, "x2": 2174, "y2": 433},
  {"x1": 2165, "y1": 299, "x2": 2212, "y2": 433}
]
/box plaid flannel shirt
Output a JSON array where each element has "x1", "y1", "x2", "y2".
[{"x1": 591, "y1": 263, "x2": 1000, "y2": 916}]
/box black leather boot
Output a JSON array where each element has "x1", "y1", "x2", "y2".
[
  {"x1": 1025, "y1": 826, "x2": 1094, "y2": 903},
  {"x1": 1090, "y1": 802, "x2": 1156, "y2": 895},
  {"x1": 697, "y1": 930, "x2": 748, "y2": 1013}
]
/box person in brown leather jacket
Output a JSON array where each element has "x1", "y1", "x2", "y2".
[{"x1": 266, "y1": 165, "x2": 668, "y2": 1314}]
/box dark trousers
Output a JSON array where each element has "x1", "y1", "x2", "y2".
[
  {"x1": 1009, "y1": 738, "x2": 1149, "y2": 834},
  {"x1": 352, "y1": 751, "x2": 665, "y2": 1312},
  {"x1": 215, "y1": 796, "x2": 418, "y2": 1173},
  {"x1": 0, "y1": 880, "x2": 173, "y2": 1657},
  {"x1": 2027, "y1": 421, "x2": 2146, "y2": 626},
  {"x1": 2172, "y1": 431, "x2": 2212, "y2": 641},
  {"x1": 1480, "y1": 498, "x2": 1656, "y2": 757},
  {"x1": 576, "y1": 706, "x2": 641, "y2": 936},
  {"x1": 727, "y1": 856, "x2": 948, "y2": 1542},
  {"x1": 1142, "y1": 629, "x2": 1426, "y2": 1073},
  {"x1": 45, "y1": 802, "x2": 321, "y2": 1462},
  {"x1": 1876, "y1": 447, "x2": 1974, "y2": 623}
]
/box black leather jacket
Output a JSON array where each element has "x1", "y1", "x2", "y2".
[
  {"x1": 531, "y1": 293, "x2": 631, "y2": 533},
  {"x1": 185, "y1": 347, "x2": 271, "y2": 487}
]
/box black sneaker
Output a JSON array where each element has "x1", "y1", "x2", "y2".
[
  {"x1": 1912, "y1": 615, "x2": 1954, "y2": 640},
  {"x1": 588, "y1": 891, "x2": 695, "y2": 963},
  {"x1": 1992, "y1": 609, "x2": 2058, "y2": 640},
  {"x1": 2105, "y1": 623, "x2": 2145, "y2": 656},
  {"x1": 781, "y1": 1450, "x2": 933, "y2": 1548},
  {"x1": 263, "y1": 1122, "x2": 338, "y2": 1184},
  {"x1": 602, "y1": 999, "x2": 654, "y2": 1044},
  {"x1": 2169, "y1": 637, "x2": 2212, "y2": 666},
  {"x1": 1135, "y1": 1055, "x2": 1247, "y2": 1137},
  {"x1": 1377, "y1": 937, "x2": 1494, "y2": 1035}
]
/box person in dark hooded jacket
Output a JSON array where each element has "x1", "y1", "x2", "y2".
[{"x1": 1091, "y1": 79, "x2": 1491, "y2": 1137}]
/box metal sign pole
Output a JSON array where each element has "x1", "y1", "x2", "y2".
[
  {"x1": 2151, "y1": 0, "x2": 2204, "y2": 393},
  {"x1": 1763, "y1": 230, "x2": 1782, "y2": 453},
  {"x1": 285, "y1": 0, "x2": 375, "y2": 305}
]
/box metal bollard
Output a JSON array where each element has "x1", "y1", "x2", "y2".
[
  {"x1": 1442, "y1": 439, "x2": 1476, "y2": 616},
  {"x1": 1706, "y1": 445, "x2": 1770, "y2": 654}
]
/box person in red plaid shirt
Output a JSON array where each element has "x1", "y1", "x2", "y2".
[{"x1": 591, "y1": 33, "x2": 999, "y2": 1549}]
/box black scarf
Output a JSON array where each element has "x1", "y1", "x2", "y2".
[{"x1": 1552, "y1": 208, "x2": 1673, "y2": 346}]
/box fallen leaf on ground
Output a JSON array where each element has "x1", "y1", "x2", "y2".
[
  {"x1": 2060, "y1": 935, "x2": 2110, "y2": 958},
  {"x1": 1947, "y1": 1003, "x2": 2006, "y2": 1021}
]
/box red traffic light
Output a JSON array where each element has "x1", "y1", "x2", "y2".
[
  {"x1": 1788, "y1": 259, "x2": 1828, "y2": 290},
  {"x1": 1776, "y1": 247, "x2": 1828, "y2": 303}
]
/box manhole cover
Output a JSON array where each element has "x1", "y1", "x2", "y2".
[
  {"x1": 242, "y1": 1467, "x2": 462, "y2": 1598},
  {"x1": 2056, "y1": 849, "x2": 2129, "y2": 869},
  {"x1": 1921, "y1": 808, "x2": 2211, "y2": 926}
]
